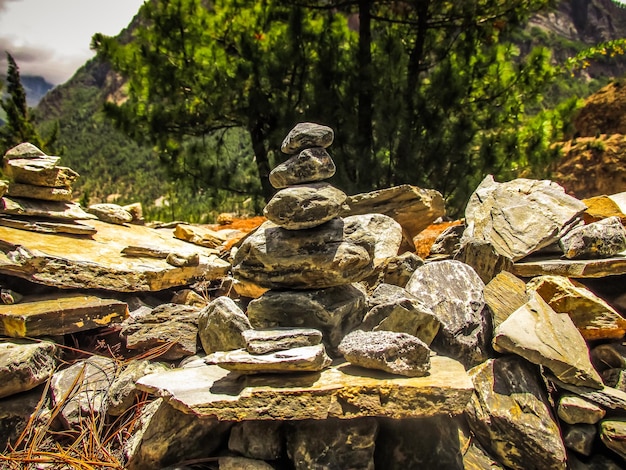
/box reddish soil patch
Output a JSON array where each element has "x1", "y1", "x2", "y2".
[{"x1": 414, "y1": 220, "x2": 462, "y2": 258}]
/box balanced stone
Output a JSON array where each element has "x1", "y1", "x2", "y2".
[
  {"x1": 88, "y1": 203, "x2": 133, "y2": 225},
  {"x1": 198, "y1": 296, "x2": 251, "y2": 354},
  {"x1": 7, "y1": 182, "x2": 73, "y2": 202},
  {"x1": 559, "y1": 216, "x2": 626, "y2": 259},
  {"x1": 205, "y1": 344, "x2": 332, "y2": 374},
  {"x1": 270, "y1": 147, "x2": 336, "y2": 189},
  {"x1": 243, "y1": 327, "x2": 323, "y2": 354},
  {"x1": 281, "y1": 122, "x2": 334, "y2": 154},
  {"x1": 232, "y1": 214, "x2": 401, "y2": 289},
  {"x1": 5, "y1": 161, "x2": 78, "y2": 187},
  {"x1": 263, "y1": 182, "x2": 347, "y2": 230},
  {"x1": 3, "y1": 142, "x2": 47, "y2": 160},
  {"x1": 338, "y1": 329, "x2": 431, "y2": 377}
]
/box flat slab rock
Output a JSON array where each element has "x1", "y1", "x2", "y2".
[
  {"x1": 137, "y1": 355, "x2": 473, "y2": 421},
  {"x1": 0, "y1": 220, "x2": 230, "y2": 291},
  {"x1": 0, "y1": 293, "x2": 128, "y2": 337}
]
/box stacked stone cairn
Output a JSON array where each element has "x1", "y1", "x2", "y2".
[{"x1": 204, "y1": 122, "x2": 432, "y2": 377}]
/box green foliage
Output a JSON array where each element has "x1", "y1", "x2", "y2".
[{"x1": 0, "y1": 53, "x2": 58, "y2": 154}]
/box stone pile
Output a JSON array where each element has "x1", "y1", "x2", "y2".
[{"x1": 1, "y1": 126, "x2": 626, "y2": 469}]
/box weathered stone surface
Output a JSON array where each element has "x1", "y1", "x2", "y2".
[
  {"x1": 50, "y1": 355, "x2": 117, "y2": 429},
  {"x1": 173, "y1": 223, "x2": 227, "y2": 248},
  {"x1": 171, "y1": 288, "x2": 207, "y2": 307},
  {"x1": 493, "y1": 292, "x2": 603, "y2": 388},
  {"x1": 339, "y1": 330, "x2": 431, "y2": 377},
  {"x1": 4, "y1": 142, "x2": 47, "y2": 160},
  {"x1": 124, "y1": 398, "x2": 231, "y2": 470},
  {"x1": 0, "y1": 293, "x2": 128, "y2": 337},
  {"x1": 243, "y1": 327, "x2": 322, "y2": 354},
  {"x1": 360, "y1": 283, "x2": 440, "y2": 345},
  {"x1": 360, "y1": 251, "x2": 423, "y2": 291},
  {"x1": 375, "y1": 416, "x2": 478, "y2": 470},
  {"x1": 281, "y1": 122, "x2": 334, "y2": 154},
  {"x1": 557, "y1": 394, "x2": 606, "y2": 425},
  {"x1": 591, "y1": 342, "x2": 626, "y2": 372},
  {"x1": 560, "y1": 216, "x2": 626, "y2": 259},
  {"x1": 232, "y1": 215, "x2": 401, "y2": 289},
  {"x1": 428, "y1": 223, "x2": 465, "y2": 258},
  {"x1": 5, "y1": 160, "x2": 77, "y2": 188},
  {"x1": 406, "y1": 260, "x2": 491, "y2": 368},
  {"x1": 462, "y1": 175, "x2": 587, "y2": 261},
  {"x1": 0, "y1": 339, "x2": 57, "y2": 399},
  {"x1": 0, "y1": 386, "x2": 48, "y2": 450},
  {"x1": 263, "y1": 182, "x2": 347, "y2": 230},
  {"x1": 527, "y1": 275, "x2": 626, "y2": 340},
  {"x1": 198, "y1": 296, "x2": 251, "y2": 354},
  {"x1": 563, "y1": 423, "x2": 596, "y2": 456},
  {"x1": 137, "y1": 356, "x2": 473, "y2": 420},
  {"x1": 466, "y1": 356, "x2": 567, "y2": 470},
  {"x1": 582, "y1": 195, "x2": 626, "y2": 224},
  {"x1": 287, "y1": 418, "x2": 377, "y2": 470},
  {"x1": 228, "y1": 420, "x2": 283, "y2": 460},
  {"x1": 1, "y1": 196, "x2": 95, "y2": 220},
  {"x1": 270, "y1": 147, "x2": 335, "y2": 188},
  {"x1": 247, "y1": 284, "x2": 367, "y2": 356},
  {"x1": 206, "y1": 344, "x2": 332, "y2": 374},
  {"x1": 219, "y1": 457, "x2": 275, "y2": 470},
  {"x1": 88, "y1": 203, "x2": 133, "y2": 224},
  {"x1": 455, "y1": 238, "x2": 513, "y2": 284},
  {"x1": 0, "y1": 220, "x2": 230, "y2": 291},
  {"x1": 513, "y1": 253, "x2": 626, "y2": 278},
  {"x1": 549, "y1": 375, "x2": 626, "y2": 411},
  {"x1": 341, "y1": 184, "x2": 445, "y2": 253},
  {"x1": 107, "y1": 360, "x2": 170, "y2": 416},
  {"x1": 611, "y1": 191, "x2": 626, "y2": 214},
  {"x1": 603, "y1": 368, "x2": 626, "y2": 391},
  {"x1": 0, "y1": 215, "x2": 97, "y2": 235},
  {"x1": 600, "y1": 419, "x2": 626, "y2": 461},
  {"x1": 7, "y1": 182, "x2": 73, "y2": 201},
  {"x1": 121, "y1": 303, "x2": 201, "y2": 360},
  {"x1": 483, "y1": 271, "x2": 529, "y2": 329}
]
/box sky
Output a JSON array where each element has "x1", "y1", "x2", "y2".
[{"x1": 0, "y1": 0, "x2": 146, "y2": 85}]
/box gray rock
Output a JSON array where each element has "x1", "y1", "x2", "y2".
[
  {"x1": 1, "y1": 196, "x2": 96, "y2": 220},
  {"x1": 281, "y1": 122, "x2": 334, "y2": 154},
  {"x1": 429, "y1": 223, "x2": 465, "y2": 258},
  {"x1": 263, "y1": 182, "x2": 347, "y2": 230},
  {"x1": 591, "y1": 342, "x2": 626, "y2": 372},
  {"x1": 563, "y1": 423, "x2": 596, "y2": 456},
  {"x1": 462, "y1": 175, "x2": 587, "y2": 261},
  {"x1": 247, "y1": 284, "x2": 367, "y2": 356},
  {"x1": 560, "y1": 216, "x2": 626, "y2": 259},
  {"x1": 361, "y1": 283, "x2": 440, "y2": 345},
  {"x1": 466, "y1": 356, "x2": 567, "y2": 470},
  {"x1": 455, "y1": 237, "x2": 513, "y2": 284},
  {"x1": 124, "y1": 398, "x2": 231, "y2": 470},
  {"x1": 107, "y1": 359, "x2": 170, "y2": 416},
  {"x1": 243, "y1": 327, "x2": 323, "y2": 354},
  {"x1": 228, "y1": 420, "x2": 283, "y2": 460},
  {"x1": 205, "y1": 344, "x2": 332, "y2": 374},
  {"x1": 198, "y1": 296, "x2": 251, "y2": 354},
  {"x1": 405, "y1": 259, "x2": 491, "y2": 368},
  {"x1": 269, "y1": 147, "x2": 335, "y2": 188},
  {"x1": 338, "y1": 330, "x2": 431, "y2": 377},
  {"x1": 121, "y1": 303, "x2": 201, "y2": 360},
  {"x1": 88, "y1": 203, "x2": 133, "y2": 225},
  {"x1": 600, "y1": 419, "x2": 626, "y2": 461},
  {"x1": 50, "y1": 355, "x2": 117, "y2": 429},
  {"x1": 549, "y1": 376, "x2": 626, "y2": 411},
  {"x1": 360, "y1": 251, "x2": 423, "y2": 291},
  {"x1": 287, "y1": 417, "x2": 377, "y2": 470},
  {"x1": 0, "y1": 339, "x2": 57, "y2": 399},
  {"x1": 493, "y1": 292, "x2": 603, "y2": 389},
  {"x1": 7, "y1": 182, "x2": 73, "y2": 201},
  {"x1": 341, "y1": 184, "x2": 445, "y2": 253},
  {"x1": 5, "y1": 160, "x2": 77, "y2": 187},
  {"x1": 4, "y1": 142, "x2": 47, "y2": 160},
  {"x1": 557, "y1": 394, "x2": 606, "y2": 425},
  {"x1": 232, "y1": 214, "x2": 402, "y2": 289},
  {"x1": 219, "y1": 457, "x2": 275, "y2": 470}
]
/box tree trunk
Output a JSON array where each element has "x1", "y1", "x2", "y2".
[
  {"x1": 249, "y1": 120, "x2": 274, "y2": 203},
  {"x1": 356, "y1": 0, "x2": 374, "y2": 188}
]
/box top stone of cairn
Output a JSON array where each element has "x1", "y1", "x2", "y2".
[{"x1": 281, "y1": 122, "x2": 334, "y2": 154}]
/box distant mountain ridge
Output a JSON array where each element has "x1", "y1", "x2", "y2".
[{"x1": 22, "y1": 75, "x2": 55, "y2": 107}]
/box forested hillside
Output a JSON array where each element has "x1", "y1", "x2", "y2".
[{"x1": 28, "y1": 0, "x2": 626, "y2": 222}]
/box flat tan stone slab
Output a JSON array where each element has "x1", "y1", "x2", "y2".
[
  {"x1": 0, "y1": 220, "x2": 230, "y2": 291},
  {"x1": 512, "y1": 252, "x2": 626, "y2": 278},
  {"x1": 0, "y1": 294, "x2": 128, "y2": 337},
  {"x1": 137, "y1": 355, "x2": 473, "y2": 421}
]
